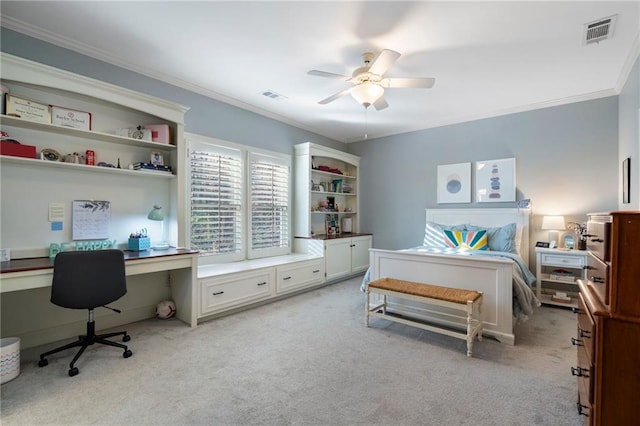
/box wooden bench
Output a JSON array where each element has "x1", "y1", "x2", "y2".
[{"x1": 365, "y1": 277, "x2": 483, "y2": 356}]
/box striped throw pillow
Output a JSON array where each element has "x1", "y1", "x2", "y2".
[{"x1": 443, "y1": 229, "x2": 488, "y2": 250}]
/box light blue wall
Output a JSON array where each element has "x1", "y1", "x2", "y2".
[
  {"x1": 618, "y1": 56, "x2": 639, "y2": 210},
  {"x1": 348, "y1": 97, "x2": 619, "y2": 250},
  {"x1": 0, "y1": 29, "x2": 346, "y2": 155}
]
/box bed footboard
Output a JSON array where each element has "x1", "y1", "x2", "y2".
[{"x1": 368, "y1": 249, "x2": 515, "y2": 345}]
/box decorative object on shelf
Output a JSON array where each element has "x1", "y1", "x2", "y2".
[
  {"x1": 49, "y1": 239, "x2": 117, "y2": 258},
  {"x1": 563, "y1": 234, "x2": 575, "y2": 249},
  {"x1": 131, "y1": 162, "x2": 172, "y2": 173},
  {"x1": 542, "y1": 215, "x2": 565, "y2": 248},
  {"x1": 41, "y1": 148, "x2": 62, "y2": 161},
  {"x1": 148, "y1": 205, "x2": 170, "y2": 250},
  {"x1": 0, "y1": 131, "x2": 37, "y2": 158},
  {"x1": 475, "y1": 158, "x2": 516, "y2": 202},
  {"x1": 437, "y1": 162, "x2": 471, "y2": 204},
  {"x1": 150, "y1": 151, "x2": 164, "y2": 166},
  {"x1": 144, "y1": 124, "x2": 170, "y2": 144},
  {"x1": 567, "y1": 221, "x2": 588, "y2": 250},
  {"x1": 5, "y1": 94, "x2": 51, "y2": 124},
  {"x1": 325, "y1": 213, "x2": 341, "y2": 237},
  {"x1": 64, "y1": 152, "x2": 85, "y2": 164},
  {"x1": 85, "y1": 150, "x2": 95, "y2": 166},
  {"x1": 50, "y1": 105, "x2": 92, "y2": 130},
  {"x1": 115, "y1": 125, "x2": 151, "y2": 141}
]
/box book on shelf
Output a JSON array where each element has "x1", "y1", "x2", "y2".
[{"x1": 551, "y1": 292, "x2": 572, "y2": 304}]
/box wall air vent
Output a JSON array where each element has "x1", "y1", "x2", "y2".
[
  {"x1": 583, "y1": 15, "x2": 617, "y2": 45},
  {"x1": 262, "y1": 90, "x2": 288, "y2": 101}
]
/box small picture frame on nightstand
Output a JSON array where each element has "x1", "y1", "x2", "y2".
[{"x1": 563, "y1": 234, "x2": 575, "y2": 250}]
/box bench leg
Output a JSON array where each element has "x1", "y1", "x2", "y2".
[
  {"x1": 365, "y1": 289, "x2": 370, "y2": 327},
  {"x1": 466, "y1": 302, "x2": 474, "y2": 357},
  {"x1": 477, "y1": 297, "x2": 483, "y2": 341}
]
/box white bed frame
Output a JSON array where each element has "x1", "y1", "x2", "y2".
[{"x1": 368, "y1": 208, "x2": 530, "y2": 345}]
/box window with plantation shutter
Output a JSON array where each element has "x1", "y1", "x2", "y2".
[
  {"x1": 189, "y1": 138, "x2": 244, "y2": 262},
  {"x1": 248, "y1": 152, "x2": 291, "y2": 259}
]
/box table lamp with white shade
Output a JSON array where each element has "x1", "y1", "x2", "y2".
[
  {"x1": 541, "y1": 215, "x2": 565, "y2": 248},
  {"x1": 148, "y1": 205, "x2": 170, "y2": 250}
]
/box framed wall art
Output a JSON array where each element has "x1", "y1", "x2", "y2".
[
  {"x1": 475, "y1": 158, "x2": 516, "y2": 203},
  {"x1": 622, "y1": 157, "x2": 630, "y2": 204},
  {"x1": 437, "y1": 162, "x2": 471, "y2": 203}
]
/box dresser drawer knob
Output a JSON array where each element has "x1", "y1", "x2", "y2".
[
  {"x1": 571, "y1": 366, "x2": 589, "y2": 378},
  {"x1": 312, "y1": 269, "x2": 320, "y2": 273},
  {"x1": 283, "y1": 276, "x2": 292, "y2": 281},
  {"x1": 590, "y1": 276, "x2": 605, "y2": 284},
  {"x1": 257, "y1": 281, "x2": 267, "y2": 286},
  {"x1": 576, "y1": 402, "x2": 589, "y2": 417},
  {"x1": 212, "y1": 291, "x2": 224, "y2": 296},
  {"x1": 571, "y1": 337, "x2": 583, "y2": 347},
  {"x1": 590, "y1": 238, "x2": 604, "y2": 243},
  {"x1": 578, "y1": 328, "x2": 591, "y2": 338}
]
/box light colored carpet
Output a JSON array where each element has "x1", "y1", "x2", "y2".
[{"x1": 1, "y1": 275, "x2": 582, "y2": 425}]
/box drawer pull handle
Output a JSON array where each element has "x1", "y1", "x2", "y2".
[
  {"x1": 570, "y1": 337, "x2": 583, "y2": 347},
  {"x1": 571, "y1": 366, "x2": 589, "y2": 378},
  {"x1": 576, "y1": 402, "x2": 589, "y2": 417},
  {"x1": 312, "y1": 270, "x2": 320, "y2": 273},
  {"x1": 572, "y1": 307, "x2": 583, "y2": 315},
  {"x1": 583, "y1": 265, "x2": 594, "y2": 270},
  {"x1": 590, "y1": 238, "x2": 603, "y2": 243},
  {"x1": 257, "y1": 281, "x2": 267, "y2": 286},
  {"x1": 283, "y1": 276, "x2": 292, "y2": 281},
  {"x1": 591, "y1": 276, "x2": 605, "y2": 284},
  {"x1": 578, "y1": 328, "x2": 591, "y2": 338},
  {"x1": 212, "y1": 291, "x2": 224, "y2": 296}
]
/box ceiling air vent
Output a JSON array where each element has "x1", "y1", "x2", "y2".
[
  {"x1": 262, "y1": 90, "x2": 288, "y2": 101},
  {"x1": 583, "y1": 15, "x2": 617, "y2": 45}
]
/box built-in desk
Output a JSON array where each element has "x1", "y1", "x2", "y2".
[{"x1": 1, "y1": 248, "x2": 199, "y2": 328}]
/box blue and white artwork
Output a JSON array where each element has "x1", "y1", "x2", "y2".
[
  {"x1": 475, "y1": 158, "x2": 516, "y2": 203},
  {"x1": 437, "y1": 162, "x2": 471, "y2": 204}
]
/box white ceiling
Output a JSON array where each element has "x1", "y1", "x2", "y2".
[{"x1": 1, "y1": 1, "x2": 639, "y2": 143}]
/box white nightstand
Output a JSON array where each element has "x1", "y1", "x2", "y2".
[{"x1": 535, "y1": 247, "x2": 588, "y2": 308}]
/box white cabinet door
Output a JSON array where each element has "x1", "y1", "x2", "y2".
[
  {"x1": 325, "y1": 238, "x2": 352, "y2": 280},
  {"x1": 351, "y1": 235, "x2": 372, "y2": 273},
  {"x1": 199, "y1": 269, "x2": 273, "y2": 316}
]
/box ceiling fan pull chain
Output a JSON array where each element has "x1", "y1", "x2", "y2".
[{"x1": 364, "y1": 106, "x2": 368, "y2": 139}]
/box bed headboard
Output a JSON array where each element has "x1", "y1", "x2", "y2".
[{"x1": 425, "y1": 208, "x2": 531, "y2": 267}]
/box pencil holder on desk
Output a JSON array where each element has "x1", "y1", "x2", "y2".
[{"x1": 128, "y1": 237, "x2": 150, "y2": 251}]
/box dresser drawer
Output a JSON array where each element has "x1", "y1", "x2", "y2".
[
  {"x1": 577, "y1": 294, "x2": 596, "y2": 364},
  {"x1": 276, "y1": 259, "x2": 324, "y2": 294},
  {"x1": 539, "y1": 253, "x2": 586, "y2": 268},
  {"x1": 200, "y1": 269, "x2": 273, "y2": 316},
  {"x1": 585, "y1": 252, "x2": 609, "y2": 306},
  {"x1": 586, "y1": 219, "x2": 610, "y2": 262}
]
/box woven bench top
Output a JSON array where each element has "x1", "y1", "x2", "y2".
[{"x1": 368, "y1": 277, "x2": 481, "y2": 304}]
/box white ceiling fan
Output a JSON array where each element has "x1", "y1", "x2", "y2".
[{"x1": 308, "y1": 49, "x2": 435, "y2": 110}]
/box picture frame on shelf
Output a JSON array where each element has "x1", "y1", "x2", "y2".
[
  {"x1": 150, "y1": 151, "x2": 164, "y2": 166},
  {"x1": 475, "y1": 157, "x2": 516, "y2": 203},
  {"x1": 437, "y1": 162, "x2": 471, "y2": 204}
]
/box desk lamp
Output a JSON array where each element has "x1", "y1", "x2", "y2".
[
  {"x1": 148, "y1": 205, "x2": 170, "y2": 250},
  {"x1": 541, "y1": 215, "x2": 565, "y2": 249}
]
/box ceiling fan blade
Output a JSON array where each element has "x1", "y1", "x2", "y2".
[
  {"x1": 318, "y1": 88, "x2": 352, "y2": 105},
  {"x1": 307, "y1": 70, "x2": 350, "y2": 80},
  {"x1": 368, "y1": 49, "x2": 401, "y2": 77},
  {"x1": 380, "y1": 77, "x2": 435, "y2": 89},
  {"x1": 373, "y1": 95, "x2": 389, "y2": 111}
]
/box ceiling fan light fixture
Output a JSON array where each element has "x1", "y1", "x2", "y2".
[{"x1": 350, "y1": 82, "x2": 384, "y2": 107}]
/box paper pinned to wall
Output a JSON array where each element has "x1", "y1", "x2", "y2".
[{"x1": 72, "y1": 200, "x2": 111, "y2": 240}]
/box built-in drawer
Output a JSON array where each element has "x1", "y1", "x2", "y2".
[
  {"x1": 586, "y1": 219, "x2": 610, "y2": 262},
  {"x1": 539, "y1": 253, "x2": 586, "y2": 268},
  {"x1": 200, "y1": 269, "x2": 273, "y2": 316},
  {"x1": 576, "y1": 294, "x2": 596, "y2": 364},
  {"x1": 585, "y1": 253, "x2": 609, "y2": 307},
  {"x1": 276, "y1": 259, "x2": 324, "y2": 294}
]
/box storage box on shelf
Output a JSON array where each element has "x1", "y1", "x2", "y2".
[{"x1": 572, "y1": 212, "x2": 640, "y2": 425}]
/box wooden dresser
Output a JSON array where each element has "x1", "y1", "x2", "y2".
[{"x1": 573, "y1": 212, "x2": 640, "y2": 425}]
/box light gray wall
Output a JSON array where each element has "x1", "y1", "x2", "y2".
[
  {"x1": 618, "y1": 56, "x2": 639, "y2": 210},
  {"x1": 348, "y1": 97, "x2": 619, "y2": 251},
  {"x1": 0, "y1": 28, "x2": 346, "y2": 155}
]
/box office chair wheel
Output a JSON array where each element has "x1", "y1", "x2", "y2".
[
  {"x1": 123, "y1": 349, "x2": 133, "y2": 358},
  {"x1": 123, "y1": 334, "x2": 131, "y2": 342},
  {"x1": 38, "y1": 358, "x2": 49, "y2": 367},
  {"x1": 68, "y1": 367, "x2": 79, "y2": 377}
]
